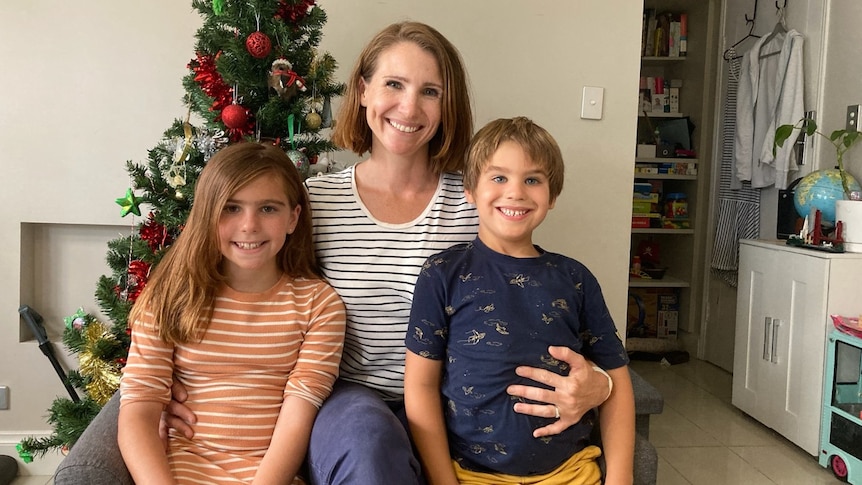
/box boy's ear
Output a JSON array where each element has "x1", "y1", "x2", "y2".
[
  {"x1": 548, "y1": 196, "x2": 557, "y2": 209},
  {"x1": 464, "y1": 188, "x2": 475, "y2": 204}
]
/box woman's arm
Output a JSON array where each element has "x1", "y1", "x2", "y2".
[
  {"x1": 253, "y1": 395, "x2": 318, "y2": 485},
  {"x1": 118, "y1": 401, "x2": 176, "y2": 485},
  {"x1": 598, "y1": 366, "x2": 635, "y2": 485},
  {"x1": 404, "y1": 351, "x2": 459, "y2": 485},
  {"x1": 506, "y1": 345, "x2": 611, "y2": 437}
]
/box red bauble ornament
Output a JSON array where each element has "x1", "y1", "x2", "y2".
[
  {"x1": 246, "y1": 31, "x2": 272, "y2": 58},
  {"x1": 222, "y1": 104, "x2": 248, "y2": 129}
]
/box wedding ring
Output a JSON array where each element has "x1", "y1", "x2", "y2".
[{"x1": 553, "y1": 405, "x2": 560, "y2": 419}]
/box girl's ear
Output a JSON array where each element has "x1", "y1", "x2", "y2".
[
  {"x1": 359, "y1": 78, "x2": 367, "y2": 107},
  {"x1": 286, "y1": 205, "x2": 302, "y2": 235}
]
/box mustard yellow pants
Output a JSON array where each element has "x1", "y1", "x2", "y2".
[{"x1": 453, "y1": 445, "x2": 602, "y2": 485}]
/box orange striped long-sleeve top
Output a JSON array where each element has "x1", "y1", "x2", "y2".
[{"x1": 120, "y1": 274, "x2": 345, "y2": 483}]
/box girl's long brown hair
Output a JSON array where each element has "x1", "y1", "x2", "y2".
[
  {"x1": 129, "y1": 142, "x2": 317, "y2": 344},
  {"x1": 331, "y1": 21, "x2": 473, "y2": 174}
]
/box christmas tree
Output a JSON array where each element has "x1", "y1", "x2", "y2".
[{"x1": 17, "y1": 0, "x2": 343, "y2": 461}]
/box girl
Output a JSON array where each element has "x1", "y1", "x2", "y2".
[{"x1": 118, "y1": 142, "x2": 346, "y2": 485}]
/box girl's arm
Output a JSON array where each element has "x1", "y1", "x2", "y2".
[
  {"x1": 118, "y1": 401, "x2": 176, "y2": 485},
  {"x1": 253, "y1": 282, "x2": 346, "y2": 484},
  {"x1": 253, "y1": 395, "x2": 318, "y2": 485},
  {"x1": 599, "y1": 366, "x2": 635, "y2": 485},
  {"x1": 404, "y1": 351, "x2": 459, "y2": 485}
]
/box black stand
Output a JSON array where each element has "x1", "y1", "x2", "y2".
[
  {"x1": 18, "y1": 305, "x2": 79, "y2": 402},
  {"x1": 0, "y1": 455, "x2": 17, "y2": 485}
]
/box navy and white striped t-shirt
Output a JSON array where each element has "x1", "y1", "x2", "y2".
[{"x1": 305, "y1": 165, "x2": 479, "y2": 400}]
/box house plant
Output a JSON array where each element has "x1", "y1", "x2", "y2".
[
  {"x1": 774, "y1": 118, "x2": 862, "y2": 199},
  {"x1": 775, "y1": 118, "x2": 862, "y2": 251}
]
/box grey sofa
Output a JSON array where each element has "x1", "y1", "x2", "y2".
[{"x1": 54, "y1": 368, "x2": 663, "y2": 484}]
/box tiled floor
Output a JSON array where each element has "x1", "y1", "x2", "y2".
[
  {"x1": 10, "y1": 358, "x2": 843, "y2": 484},
  {"x1": 630, "y1": 357, "x2": 842, "y2": 484}
]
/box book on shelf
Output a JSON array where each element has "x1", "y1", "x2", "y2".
[
  {"x1": 641, "y1": 10, "x2": 687, "y2": 58},
  {"x1": 635, "y1": 161, "x2": 697, "y2": 176},
  {"x1": 679, "y1": 13, "x2": 688, "y2": 57}
]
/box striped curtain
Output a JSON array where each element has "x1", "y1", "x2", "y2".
[{"x1": 710, "y1": 60, "x2": 760, "y2": 287}]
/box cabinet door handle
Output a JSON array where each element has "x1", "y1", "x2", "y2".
[
  {"x1": 771, "y1": 319, "x2": 781, "y2": 363},
  {"x1": 763, "y1": 317, "x2": 773, "y2": 361}
]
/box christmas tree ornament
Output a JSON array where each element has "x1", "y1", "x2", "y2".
[
  {"x1": 115, "y1": 188, "x2": 141, "y2": 217},
  {"x1": 321, "y1": 95, "x2": 333, "y2": 128},
  {"x1": 140, "y1": 214, "x2": 172, "y2": 252},
  {"x1": 268, "y1": 58, "x2": 307, "y2": 101},
  {"x1": 276, "y1": 0, "x2": 316, "y2": 23},
  {"x1": 212, "y1": 0, "x2": 225, "y2": 15},
  {"x1": 245, "y1": 31, "x2": 272, "y2": 59},
  {"x1": 221, "y1": 103, "x2": 248, "y2": 129},
  {"x1": 78, "y1": 321, "x2": 122, "y2": 405},
  {"x1": 305, "y1": 110, "x2": 322, "y2": 130},
  {"x1": 286, "y1": 149, "x2": 310, "y2": 179}
]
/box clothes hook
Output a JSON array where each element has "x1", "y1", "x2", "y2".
[
  {"x1": 776, "y1": 0, "x2": 787, "y2": 10},
  {"x1": 745, "y1": 0, "x2": 758, "y2": 24}
]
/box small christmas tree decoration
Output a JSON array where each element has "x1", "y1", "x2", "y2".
[
  {"x1": 286, "y1": 149, "x2": 310, "y2": 179},
  {"x1": 321, "y1": 95, "x2": 333, "y2": 128},
  {"x1": 268, "y1": 58, "x2": 306, "y2": 101},
  {"x1": 245, "y1": 31, "x2": 272, "y2": 59},
  {"x1": 305, "y1": 110, "x2": 322, "y2": 130},
  {"x1": 212, "y1": 0, "x2": 225, "y2": 16},
  {"x1": 221, "y1": 103, "x2": 248, "y2": 129},
  {"x1": 115, "y1": 188, "x2": 141, "y2": 217}
]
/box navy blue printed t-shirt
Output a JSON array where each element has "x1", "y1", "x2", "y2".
[{"x1": 406, "y1": 237, "x2": 629, "y2": 476}]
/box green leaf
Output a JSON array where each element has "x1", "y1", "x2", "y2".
[
  {"x1": 774, "y1": 124, "x2": 795, "y2": 148},
  {"x1": 830, "y1": 129, "x2": 847, "y2": 142}
]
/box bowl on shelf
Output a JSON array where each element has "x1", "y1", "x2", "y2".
[{"x1": 642, "y1": 267, "x2": 667, "y2": 280}]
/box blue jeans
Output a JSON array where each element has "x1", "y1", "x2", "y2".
[{"x1": 307, "y1": 380, "x2": 423, "y2": 485}]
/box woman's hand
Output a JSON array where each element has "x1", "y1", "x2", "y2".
[
  {"x1": 506, "y1": 346, "x2": 611, "y2": 438},
  {"x1": 158, "y1": 380, "x2": 196, "y2": 445}
]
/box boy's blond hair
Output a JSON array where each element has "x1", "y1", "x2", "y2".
[{"x1": 463, "y1": 116, "x2": 565, "y2": 202}]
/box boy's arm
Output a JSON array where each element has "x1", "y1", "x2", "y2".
[
  {"x1": 598, "y1": 366, "x2": 635, "y2": 485},
  {"x1": 404, "y1": 351, "x2": 459, "y2": 485},
  {"x1": 253, "y1": 395, "x2": 318, "y2": 485},
  {"x1": 118, "y1": 401, "x2": 176, "y2": 485}
]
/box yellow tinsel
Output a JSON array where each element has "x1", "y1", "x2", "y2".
[{"x1": 77, "y1": 322, "x2": 122, "y2": 405}]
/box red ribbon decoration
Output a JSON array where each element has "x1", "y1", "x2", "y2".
[{"x1": 275, "y1": 0, "x2": 315, "y2": 23}]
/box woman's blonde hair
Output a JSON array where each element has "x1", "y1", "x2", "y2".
[
  {"x1": 129, "y1": 142, "x2": 317, "y2": 344},
  {"x1": 331, "y1": 21, "x2": 473, "y2": 174},
  {"x1": 463, "y1": 117, "x2": 566, "y2": 202}
]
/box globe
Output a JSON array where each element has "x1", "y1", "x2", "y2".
[{"x1": 794, "y1": 168, "x2": 862, "y2": 223}]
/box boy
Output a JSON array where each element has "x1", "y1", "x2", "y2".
[{"x1": 404, "y1": 117, "x2": 634, "y2": 485}]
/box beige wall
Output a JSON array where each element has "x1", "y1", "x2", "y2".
[{"x1": 0, "y1": 1, "x2": 642, "y2": 473}]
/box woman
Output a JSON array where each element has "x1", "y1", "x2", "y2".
[{"x1": 55, "y1": 21, "x2": 612, "y2": 485}]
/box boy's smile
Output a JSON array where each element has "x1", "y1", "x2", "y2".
[{"x1": 465, "y1": 141, "x2": 555, "y2": 258}]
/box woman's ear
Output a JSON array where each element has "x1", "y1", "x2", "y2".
[{"x1": 358, "y1": 78, "x2": 367, "y2": 107}]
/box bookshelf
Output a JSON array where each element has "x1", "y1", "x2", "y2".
[{"x1": 629, "y1": 3, "x2": 716, "y2": 347}]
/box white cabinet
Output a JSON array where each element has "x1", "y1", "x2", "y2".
[{"x1": 732, "y1": 239, "x2": 862, "y2": 455}]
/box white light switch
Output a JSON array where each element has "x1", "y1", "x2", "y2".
[{"x1": 581, "y1": 86, "x2": 604, "y2": 120}]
